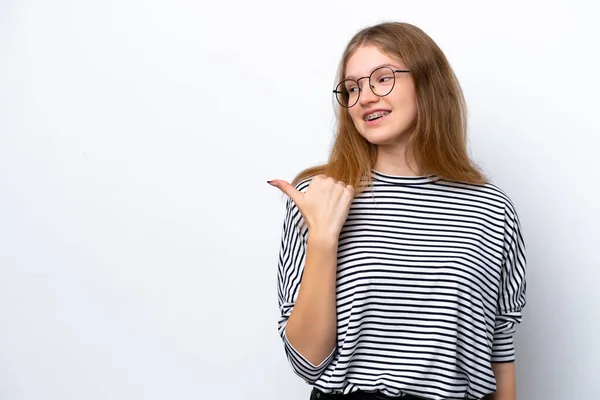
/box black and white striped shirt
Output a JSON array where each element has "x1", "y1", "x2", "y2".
[{"x1": 276, "y1": 170, "x2": 527, "y2": 400}]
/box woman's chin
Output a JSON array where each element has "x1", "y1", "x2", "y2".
[
  {"x1": 362, "y1": 131, "x2": 401, "y2": 146},
  {"x1": 359, "y1": 125, "x2": 412, "y2": 146}
]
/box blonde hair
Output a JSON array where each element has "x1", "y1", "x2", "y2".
[{"x1": 292, "y1": 21, "x2": 488, "y2": 193}]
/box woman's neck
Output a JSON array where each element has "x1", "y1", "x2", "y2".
[{"x1": 374, "y1": 144, "x2": 423, "y2": 176}]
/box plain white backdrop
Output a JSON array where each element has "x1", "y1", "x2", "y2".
[{"x1": 1, "y1": 0, "x2": 599, "y2": 399}]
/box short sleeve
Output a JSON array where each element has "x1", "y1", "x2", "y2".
[{"x1": 491, "y1": 199, "x2": 527, "y2": 363}]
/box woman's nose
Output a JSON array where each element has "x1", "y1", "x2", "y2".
[{"x1": 359, "y1": 83, "x2": 379, "y2": 105}]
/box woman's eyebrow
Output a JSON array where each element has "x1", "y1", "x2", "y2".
[{"x1": 344, "y1": 63, "x2": 401, "y2": 79}]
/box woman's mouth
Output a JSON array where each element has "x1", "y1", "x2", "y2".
[{"x1": 364, "y1": 110, "x2": 391, "y2": 126}]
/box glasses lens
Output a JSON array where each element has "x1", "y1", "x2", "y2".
[
  {"x1": 335, "y1": 79, "x2": 359, "y2": 108},
  {"x1": 370, "y1": 67, "x2": 395, "y2": 97}
]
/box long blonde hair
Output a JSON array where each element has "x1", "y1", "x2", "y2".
[{"x1": 291, "y1": 22, "x2": 488, "y2": 193}]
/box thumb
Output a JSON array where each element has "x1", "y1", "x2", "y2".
[{"x1": 268, "y1": 179, "x2": 303, "y2": 204}]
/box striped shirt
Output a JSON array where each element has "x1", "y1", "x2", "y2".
[{"x1": 276, "y1": 170, "x2": 527, "y2": 400}]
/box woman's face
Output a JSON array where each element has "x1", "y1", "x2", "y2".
[{"x1": 344, "y1": 45, "x2": 417, "y2": 147}]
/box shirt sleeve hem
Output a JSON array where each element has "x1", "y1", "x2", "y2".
[{"x1": 283, "y1": 328, "x2": 336, "y2": 369}]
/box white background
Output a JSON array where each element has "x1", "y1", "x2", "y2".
[{"x1": 1, "y1": 0, "x2": 599, "y2": 399}]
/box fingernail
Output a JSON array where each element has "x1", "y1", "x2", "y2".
[{"x1": 267, "y1": 180, "x2": 277, "y2": 187}]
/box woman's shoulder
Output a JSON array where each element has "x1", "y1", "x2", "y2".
[
  {"x1": 479, "y1": 180, "x2": 520, "y2": 212},
  {"x1": 433, "y1": 178, "x2": 521, "y2": 216},
  {"x1": 293, "y1": 176, "x2": 314, "y2": 193}
]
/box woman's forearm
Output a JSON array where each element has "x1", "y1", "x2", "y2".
[
  {"x1": 486, "y1": 362, "x2": 516, "y2": 400},
  {"x1": 284, "y1": 232, "x2": 339, "y2": 366}
]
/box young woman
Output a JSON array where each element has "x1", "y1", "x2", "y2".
[{"x1": 268, "y1": 22, "x2": 526, "y2": 400}]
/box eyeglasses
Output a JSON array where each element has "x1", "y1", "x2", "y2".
[{"x1": 333, "y1": 66, "x2": 411, "y2": 108}]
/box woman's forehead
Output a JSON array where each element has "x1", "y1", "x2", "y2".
[{"x1": 345, "y1": 46, "x2": 405, "y2": 79}]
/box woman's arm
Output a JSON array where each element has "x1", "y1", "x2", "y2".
[
  {"x1": 487, "y1": 199, "x2": 526, "y2": 399},
  {"x1": 284, "y1": 232, "x2": 339, "y2": 366},
  {"x1": 486, "y1": 362, "x2": 516, "y2": 400},
  {"x1": 276, "y1": 189, "x2": 341, "y2": 383}
]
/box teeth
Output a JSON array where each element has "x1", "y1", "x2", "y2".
[{"x1": 364, "y1": 111, "x2": 390, "y2": 121}]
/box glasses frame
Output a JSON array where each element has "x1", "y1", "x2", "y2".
[{"x1": 333, "y1": 66, "x2": 411, "y2": 108}]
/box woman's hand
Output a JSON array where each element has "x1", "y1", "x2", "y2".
[{"x1": 268, "y1": 175, "x2": 355, "y2": 238}]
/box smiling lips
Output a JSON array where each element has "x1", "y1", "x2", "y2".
[{"x1": 364, "y1": 110, "x2": 391, "y2": 122}]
